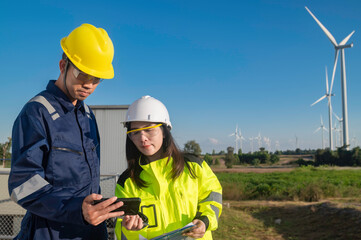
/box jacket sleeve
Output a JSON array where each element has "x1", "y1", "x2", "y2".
[
  {"x1": 8, "y1": 104, "x2": 86, "y2": 225},
  {"x1": 194, "y1": 159, "x2": 222, "y2": 231}
]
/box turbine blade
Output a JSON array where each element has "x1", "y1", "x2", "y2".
[
  {"x1": 305, "y1": 6, "x2": 338, "y2": 46},
  {"x1": 333, "y1": 112, "x2": 342, "y2": 121},
  {"x1": 330, "y1": 50, "x2": 339, "y2": 94},
  {"x1": 314, "y1": 127, "x2": 321, "y2": 133},
  {"x1": 311, "y1": 95, "x2": 327, "y2": 106},
  {"x1": 339, "y1": 31, "x2": 355, "y2": 45}
]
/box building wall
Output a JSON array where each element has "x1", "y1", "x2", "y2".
[{"x1": 90, "y1": 105, "x2": 129, "y2": 176}]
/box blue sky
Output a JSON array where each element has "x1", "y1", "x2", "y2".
[{"x1": 1, "y1": 0, "x2": 361, "y2": 154}]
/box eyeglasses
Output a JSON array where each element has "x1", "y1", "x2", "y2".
[
  {"x1": 127, "y1": 124, "x2": 162, "y2": 140},
  {"x1": 70, "y1": 62, "x2": 103, "y2": 84}
]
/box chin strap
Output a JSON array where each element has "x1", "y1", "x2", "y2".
[{"x1": 63, "y1": 59, "x2": 71, "y2": 99}]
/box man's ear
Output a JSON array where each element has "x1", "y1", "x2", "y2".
[{"x1": 59, "y1": 59, "x2": 67, "y2": 74}]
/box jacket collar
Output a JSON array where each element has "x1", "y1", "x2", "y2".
[{"x1": 46, "y1": 80, "x2": 86, "y2": 114}]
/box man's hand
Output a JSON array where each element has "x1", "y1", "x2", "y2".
[
  {"x1": 82, "y1": 194, "x2": 124, "y2": 226},
  {"x1": 183, "y1": 219, "x2": 206, "y2": 239}
]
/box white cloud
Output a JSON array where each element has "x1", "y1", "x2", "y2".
[{"x1": 209, "y1": 138, "x2": 219, "y2": 145}]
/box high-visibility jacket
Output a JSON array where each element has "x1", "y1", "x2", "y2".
[
  {"x1": 8, "y1": 80, "x2": 107, "y2": 240},
  {"x1": 115, "y1": 154, "x2": 222, "y2": 240}
]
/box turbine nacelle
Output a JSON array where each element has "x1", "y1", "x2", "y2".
[{"x1": 336, "y1": 43, "x2": 353, "y2": 50}]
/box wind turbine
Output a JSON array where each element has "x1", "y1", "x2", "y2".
[
  {"x1": 238, "y1": 129, "x2": 246, "y2": 152},
  {"x1": 275, "y1": 140, "x2": 280, "y2": 151},
  {"x1": 314, "y1": 115, "x2": 328, "y2": 149},
  {"x1": 305, "y1": 6, "x2": 355, "y2": 150},
  {"x1": 229, "y1": 125, "x2": 243, "y2": 154},
  {"x1": 350, "y1": 135, "x2": 358, "y2": 148},
  {"x1": 249, "y1": 137, "x2": 254, "y2": 153},
  {"x1": 332, "y1": 122, "x2": 338, "y2": 148},
  {"x1": 263, "y1": 136, "x2": 271, "y2": 152},
  {"x1": 311, "y1": 66, "x2": 334, "y2": 150},
  {"x1": 255, "y1": 132, "x2": 262, "y2": 150},
  {"x1": 333, "y1": 112, "x2": 343, "y2": 147}
]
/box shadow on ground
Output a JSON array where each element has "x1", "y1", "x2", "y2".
[{"x1": 237, "y1": 201, "x2": 361, "y2": 240}]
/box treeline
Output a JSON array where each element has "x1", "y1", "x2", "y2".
[
  {"x1": 237, "y1": 149, "x2": 280, "y2": 166},
  {"x1": 204, "y1": 147, "x2": 280, "y2": 168},
  {"x1": 297, "y1": 147, "x2": 361, "y2": 167},
  {"x1": 274, "y1": 148, "x2": 316, "y2": 155}
]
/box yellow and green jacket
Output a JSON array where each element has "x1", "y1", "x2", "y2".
[{"x1": 115, "y1": 154, "x2": 222, "y2": 240}]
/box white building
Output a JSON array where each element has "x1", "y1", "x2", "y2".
[{"x1": 90, "y1": 105, "x2": 129, "y2": 176}]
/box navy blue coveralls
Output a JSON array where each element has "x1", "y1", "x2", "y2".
[{"x1": 8, "y1": 80, "x2": 107, "y2": 240}]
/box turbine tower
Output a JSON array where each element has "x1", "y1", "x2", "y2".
[
  {"x1": 306, "y1": 6, "x2": 355, "y2": 150},
  {"x1": 311, "y1": 66, "x2": 334, "y2": 150},
  {"x1": 314, "y1": 115, "x2": 328, "y2": 149},
  {"x1": 333, "y1": 112, "x2": 343, "y2": 147}
]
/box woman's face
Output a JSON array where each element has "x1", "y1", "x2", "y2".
[{"x1": 128, "y1": 122, "x2": 164, "y2": 161}]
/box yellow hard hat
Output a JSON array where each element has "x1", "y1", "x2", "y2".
[{"x1": 61, "y1": 23, "x2": 114, "y2": 79}]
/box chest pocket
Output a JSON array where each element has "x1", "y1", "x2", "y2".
[
  {"x1": 141, "y1": 204, "x2": 158, "y2": 228},
  {"x1": 50, "y1": 140, "x2": 90, "y2": 187}
]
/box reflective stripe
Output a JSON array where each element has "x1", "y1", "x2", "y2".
[
  {"x1": 83, "y1": 104, "x2": 92, "y2": 119},
  {"x1": 84, "y1": 103, "x2": 90, "y2": 113},
  {"x1": 52, "y1": 113, "x2": 60, "y2": 120},
  {"x1": 11, "y1": 174, "x2": 49, "y2": 202},
  {"x1": 29, "y1": 96, "x2": 59, "y2": 120},
  {"x1": 139, "y1": 235, "x2": 147, "y2": 240},
  {"x1": 211, "y1": 204, "x2": 220, "y2": 221},
  {"x1": 200, "y1": 191, "x2": 222, "y2": 205}
]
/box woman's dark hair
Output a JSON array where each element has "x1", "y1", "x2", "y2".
[{"x1": 125, "y1": 123, "x2": 196, "y2": 188}]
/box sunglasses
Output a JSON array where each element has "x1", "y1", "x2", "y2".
[{"x1": 70, "y1": 62, "x2": 103, "y2": 84}]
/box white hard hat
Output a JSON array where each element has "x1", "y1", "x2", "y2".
[{"x1": 124, "y1": 95, "x2": 172, "y2": 129}]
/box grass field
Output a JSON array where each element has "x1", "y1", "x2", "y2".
[
  {"x1": 212, "y1": 166, "x2": 361, "y2": 239},
  {"x1": 215, "y1": 166, "x2": 361, "y2": 201}
]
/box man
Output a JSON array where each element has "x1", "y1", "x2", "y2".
[{"x1": 8, "y1": 23, "x2": 124, "y2": 240}]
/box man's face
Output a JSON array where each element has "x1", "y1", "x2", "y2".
[{"x1": 64, "y1": 61, "x2": 101, "y2": 104}]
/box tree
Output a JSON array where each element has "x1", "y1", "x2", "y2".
[
  {"x1": 238, "y1": 148, "x2": 242, "y2": 155},
  {"x1": 184, "y1": 140, "x2": 202, "y2": 156},
  {"x1": 270, "y1": 154, "x2": 280, "y2": 164},
  {"x1": 203, "y1": 154, "x2": 213, "y2": 165},
  {"x1": 225, "y1": 147, "x2": 236, "y2": 168},
  {"x1": 1, "y1": 137, "x2": 12, "y2": 168}
]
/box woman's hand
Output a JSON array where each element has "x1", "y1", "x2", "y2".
[
  {"x1": 122, "y1": 214, "x2": 144, "y2": 230},
  {"x1": 183, "y1": 219, "x2": 206, "y2": 239}
]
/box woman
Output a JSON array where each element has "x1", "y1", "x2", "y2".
[{"x1": 114, "y1": 95, "x2": 222, "y2": 240}]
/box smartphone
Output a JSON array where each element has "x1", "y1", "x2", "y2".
[{"x1": 92, "y1": 197, "x2": 141, "y2": 215}]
